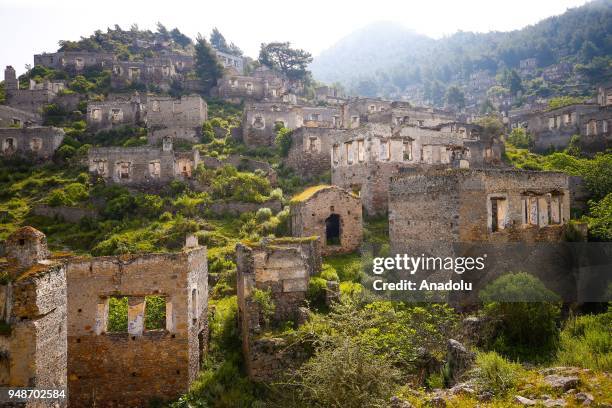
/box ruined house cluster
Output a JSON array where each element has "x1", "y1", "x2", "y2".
[
  {"x1": 509, "y1": 84, "x2": 612, "y2": 152},
  {"x1": 0, "y1": 227, "x2": 208, "y2": 407}
]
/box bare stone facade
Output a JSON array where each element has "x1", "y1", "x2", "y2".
[
  {"x1": 235, "y1": 238, "x2": 321, "y2": 381},
  {"x1": 387, "y1": 169, "x2": 580, "y2": 303},
  {"x1": 284, "y1": 127, "x2": 347, "y2": 179},
  {"x1": 147, "y1": 95, "x2": 207, "y2": 143},
  {"x1": 331, "y1": 123, "x2": 504, "y2": 215},
  {"x1": 290, "y1": 186, "x2": 362, "y2": 255},
  {"x1": 510, "y1": 92, "x2": 612, "y2": 153},
  {"x1": 4, "y1": 66, "x2": 66, "y2": 113},
  {"x1": 86, "y1": 93, "x2": 146, "y2": 131},
  {"x1": 65, "y1": 243, "x2": 208, "y2": 407},
  {"x1": 214, "y1": 49, "x2": 244, "y2": 73},
  {"x1": 389, "y1": 168, "x2": 571, "y2": 247},
  {"x1": 111, "y1": 58, "x2": 177, "y2": 91},
  {"x1": 88, "y1": 138, "x2": 200, "y2": 185},
  {"x1": 242, "y1": 102, "x2": 345, "y2": 147},
  {"x1": 0, "y1": 105, "x2": 41, "y2": 128},
  {"x1": 368, "y1": 102, "x2": 456, "y2": 128},
  {"x1": 34, "y1": 51, "x2": 116, "y2": 72},
  {"x1": 216, "y1": 65, "x2": 293, "y2": 104},
  {"x1": 314, "y1": 86, "x2": 346, "y2": 105},
  {"x1": 0, "y1": 126, "x2": 65, "y2": 160},
  {"x1": 0, "y1": 228, "x2": 67, "y2": 406}
]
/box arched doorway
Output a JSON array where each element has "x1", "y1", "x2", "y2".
[{"x1": 325, "y1": 214, "x2": 341, "y2": 246}]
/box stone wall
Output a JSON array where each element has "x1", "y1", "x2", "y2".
[
  {"x1": 111, "y1": 59, "x2": 177, "y2": 91},
  {"x1": 242, "y1": 102, "x2": 303, "y2": 146},
  {"x1": 331, "y1": 123, "x2": 504, "y2": 215},
  {"x1": 0, "y1": 126, "x2": 65, "y2": 160},
  {"x1": 88, "y1": 141, "x2": 200, "y2": 185},
  {"x1": 388, "y1": 168, "x2": 571, "y2": 247},
  {"x1": 0, "y1": 105, "x2": 41, "y2": 127},
  {"x1": 0, "y1": 228, "x2": 67, "y2": 407},
  {"x1": 65, "y1": 246, "x2": 208, "y2": 407},
  {"x1": 34, "y1": 51, "x2": 116, "y2": 72},
  {"x1": 147, "y1": 95, "x2": 207, "y2": 143},
  {"x1": 284, "y1": 127, "x2": 347, "y2": 179},
  {"x1": 86, "y1": 95, "x2": 146, "y2": 131},
  {"x1": 209, "y1": 199, "x2": 282, "y2": 216},
  {"x1": 290, "y1": 186, "x2": 362, "y2": 255},
  {"x1": 32, "y1": 205, "x2": 98, "y2": 223},
  {"x1": 235, "y1": 238, "x2": 320, "y2": 381},
  {"x1": 387, "y1": 168, "x2": 580, "y2": 303}
]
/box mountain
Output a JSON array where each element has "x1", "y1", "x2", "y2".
[{"x1": 311, "y1": 0, "x2": 612, "y2": 105}]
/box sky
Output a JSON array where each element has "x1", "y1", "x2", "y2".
[{"x1": 1, "y1": 0, "x2": 590, "y2": 75}]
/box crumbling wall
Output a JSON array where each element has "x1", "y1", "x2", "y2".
[
  {"x1": 65, "y1": 246, "x2": 208, "y2": 407},
  {"x1": 235, "y1": 238, "x2": 320, "y2": 381},
  {"x1": 290, "y1": 186, "x2": 362, "y2": 255},
  {"x1": 0, "y1": 227, "x2": 67, "y2": 407},
  {"x1": 0, "y1": 126, "x2": 65, "y2": 160},
  {"x1": 0, "y1": 105, "x2": 41, "y2": 127},
  {"x1": 242, "y1": 102, "x2": 303, "y2": 146},
  {"x1": 86, "y1": 95, "x2": 145, "y2": 131},
  {"x1": 284, "y1": 127, "x2": 347, "y2": 179}
]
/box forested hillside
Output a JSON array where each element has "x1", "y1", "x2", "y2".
[{"x1": 312, "y1": 0, "x2": 612, "y2": 103}]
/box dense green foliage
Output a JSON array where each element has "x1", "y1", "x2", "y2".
[
  {"x1": 557, "y1": 307, "x2": 612, "y2": 371},
  {"x1": 259, "y1": 42, "x2": 313, "y2": 81},
  {"x1": 472, "y1": 351, "x2": 524, "y2": 396},
  {"x1": 312, "y1": 0, "x2": 612, "y2": 101},
  {"x1": 195, "y1": 36, "x2": 224, "y2": 94},
  {"x1": 479, "y1": 273, "x2": 562, "y2": 362},
  {"x1": 107, "y1": 296, "x2": 128, "y2": 332}
]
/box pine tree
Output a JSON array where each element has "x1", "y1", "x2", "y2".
[{"x1": 195, "y1": 35, "x2": 223, "y2": 95}]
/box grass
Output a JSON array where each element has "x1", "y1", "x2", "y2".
[{"x1": 556, "y1": 308, "x2": 612, "y2": 371}]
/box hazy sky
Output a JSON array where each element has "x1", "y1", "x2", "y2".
[{"x1": 1, "y1": 0, "x2": 589, "y2": 75}]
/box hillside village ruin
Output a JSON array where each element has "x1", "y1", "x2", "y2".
[{"x1": 0, "y1": 22, "x2": 609, "y2": 407}]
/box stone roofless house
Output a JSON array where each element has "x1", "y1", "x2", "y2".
[
  {"x1": 290, "y1": 186, "x2": 363, "y2": 255},
  {"x1": 0, "y1": 227, "x2": 67, "y2": 405},
  {"x1": 147, "y1": 95, "x2": 208, "y2": 143},
  {"x1": 331, "y1": 123, "x2": 504, "y2": 215},
  {"x1": 236, "y1": 238, "x2": 321, "y2": 381},
  {"x1": 111, "y1": 58, "x2": 177, "y2": 91},
  {"x1": 34, "y1": 51, "x2": 116, "y2": 72},
  {"x1": 0, "y1": 126, "x2": 65, "y2": 160},
  {"x1": 387, "y1": 168, "x2": 581, "y2": 304},
  {"x1": 88, "y1": 137, "x2": 200, "y2": 185},
  {"x1": 65, "y1": 238, "x2": 208, "y2": 407},
  {"x1": 86, "y1": 93, "x2": 147, "y2": 131}
]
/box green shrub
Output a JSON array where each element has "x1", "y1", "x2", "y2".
[
  {"x1": 472, "y1": 351, "x2": 523, "y2": 396},
  {"x1": 586, "y1": 193, "x2": 612, "y2": 241},
  {"x1": 251, "y1": 288, "x2": 275, "y2": 325},
  {"x1": 269, "y1": 187, "x2": 283, "y2": 201},
  {"x1": 506, "y1": 128, "x2": 533, "y2": 149},
  {"x1": 292, "y1": 338, "x2": 401, "y2": 408},
  {"x1": 320, "y1": 264, "x2": 339, "y2": 281},
  {"x1": 479, "y1": 272, "x2": 561, "y2": 362},
  {"x1": 274, "y1": 127, "x2": 293, "y2": 156},
  {"x1": 107, "y1": 296, "x2": 128, "y2": 332},
  {"x1": 308, "y1": 277, "x2": 328, "y2": 310},
  {"x1": 255, "y1": 207, "x2": 273, "y2": 222},
  {"x1": 557, "y1": 308, "x2": 612, "y2": 371},
  {"x1": 144, "y1": 296, "x2": 166, "y2": 330},
  {"x1": 47, "y1": 189, "x2": 68, "y2": 207}
]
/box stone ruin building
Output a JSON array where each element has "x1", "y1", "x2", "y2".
[
  {"x1": 34, "y1": 51, "x2": 116, "y2": 72},
  {"x1": 66, "y1": 238, "x2": 208, "y2": 407},
  {"x1": 387, "y1": 168, "x2": 584, "y2": 303},
  {"x1": 0, "y1": 105, "x2": 41, "y2": 128},
  {"x1": 284, "y1": 127, "x2": 347, "y2": 179},
  {"x1": 367, "y1": 101, "x2": 456, "y2": 128},
  {"x1": 213, "y1": 49, "x2": 245, "y2": 73},
  {"x1": 290, "y1": 185, "x2": 363, "y2": 256},
  {"x1": 147, "y1": 95, "x2": 208, "y2": 143},
  {"x1": 242, "y1": 102, "x2": 358, "y2": 147},
  {"x1": 0, "y1": 227, "x2": 209, "y2": 407},
  {"x1": 86, "y1": 93, "x2": 147, "y2": 131},
  {"x1": 0, "y1": 227, "x2": 68, "y2": 406},
  {"x1": 3, "y1": 66, "x2": 79, "y2": 114},
  {"x1": 88, "y1": 137, "x2": 200, "y2": 185},
  {"x1": 509, "y1": 85, "x2": 611, "y2": 152},
  {"x1": 236, "y1": 237, "x2": 321, "y2": 381},
  {"x1": 111, "y1": 58, "x2": 177, "y2": 91},
  {"x1": 314, "y1": 85, "x2": 346, "y2": 105},
  {"x1": 216, "y1": 65, "x2": 299, "y2": 104},
  {"x1": 0, "y1": 126, "x2": 65, "y2": 160},
  {"x1": 331, "y1": 122, "x2": 504, "y2": 215}
]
